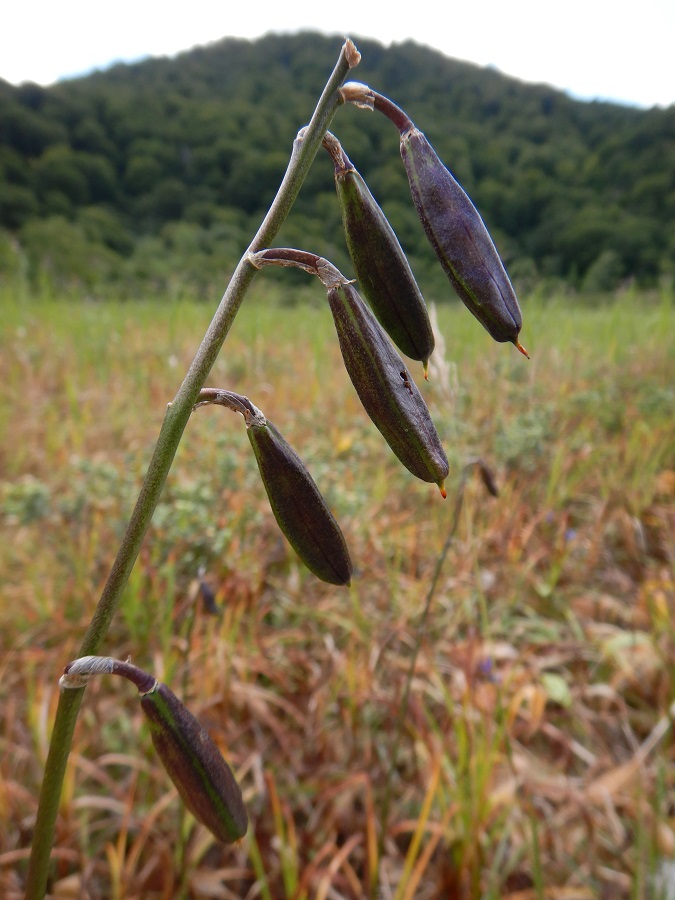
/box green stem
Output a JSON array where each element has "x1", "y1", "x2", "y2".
[{"x1": 25, "y1": 39, "x2": 358, "y2": 899}]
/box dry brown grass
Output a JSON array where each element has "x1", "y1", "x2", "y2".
[{"x1": 0, "y1": 289, "x2": 674, "y2": 898}]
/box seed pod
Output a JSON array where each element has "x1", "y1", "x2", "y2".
[
  {"x1": 401, "y1": 129, "x2": 523, "y2": 345},
  {"x1": 194, "y1": 390, "x2": 352, "y2": 586},
  {"x1": 140, "y1": 681, "x2": 248, "y2": 844},
  {"x1": 323, "y1": 132, "x2": 434, "y2": 373},
  {"x1": 60, "y1": 657, "x2": 248, "y2": 845},
  {"x1": 401, "y1": 128, "x2": 526, "y2": 353},
  {"x1": 248, "y1": 250, "x2": 449, "y2": 496},
  {"x1": 247, "y1": 418, "x2": 353, "y2": 586},
  {"x1": 476, "y1": 459, "x2": 499, "y2": 498},
  {"x1": 339, "y1": 84, "x2": 527, "y2": 356},
  {"x1": 327, "y1": 280, "x2": 448, "y2": 494}
]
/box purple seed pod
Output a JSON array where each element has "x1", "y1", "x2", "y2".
[
  {"x1": 401, "y1": 128, "x2": 526, "y2": 351},
  {"x1": 61, "y1": 657, "x2": 248, "y2": 844},
  {"x1": 322, "y1": 131, "x2": 434, "y2": 374},
  {"x1": 247, "y1": 418, "x2": 353, "y2": 586},
  {"x1": 340, "y1": 83, "x2": 529, "y2": 357},
  {"x1": 327, "y1": 280, "x2": 448, "y2": 494},
  {"x1": 249, "y1": 250, "x2": 449, "y2": 496},
  {"x1": 140, "y1": 681, "x2": 248, "y2": 844},
  {"x1": 195, "y1": 389, "x2": 353, "y2": 586}
]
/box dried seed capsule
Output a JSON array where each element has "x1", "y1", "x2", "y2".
[
  {"x1": 140, "y1": 681, "x2": 248, "y2": 844},
  {"x1": 401, "y1": 127, "x2": 525, "y2": 351},
  {"x1": 323, "y1": 132, "x2": 434, "y2": 373},
  {"x1": 477, "y1": 459, "x2": 499, "y2": 498},
  {"x1": 327, "y1": 280, "x2": 448, "y2": 494},
  {"x1": 248, "y1": 250, "x2": 449, "y2": 497},
  {"x1": 247, "y1": 419, "x2": 353, "y2": 586},
  {"x1": 61, "y1": 657, "x2": 248, "y2": 845},
  {"x1": 339, "y1": 84, "x2": 528, "y2": 356},
  {"x1": 194, "y1": 390, "x2": 353, "y2": 586}
]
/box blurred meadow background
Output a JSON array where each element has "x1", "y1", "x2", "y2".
[
  {"x1": 1, "y1": 280, "x2": 673, "y2": 898},
  {"x1": 2, "y1": 28, "x2": 675, "y2": 900}
]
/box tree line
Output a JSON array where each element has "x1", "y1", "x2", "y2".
[{"x1": 1, "y1": 32, "x2": 673, "y2": 298}]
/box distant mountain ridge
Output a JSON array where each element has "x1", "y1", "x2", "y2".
[{"x1": 0, "y1": 32, "x2": 673, "y2": 295}]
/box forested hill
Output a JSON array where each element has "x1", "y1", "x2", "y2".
[{"x1": 1, "y1": 32, "x2": 673, "y2": 297}]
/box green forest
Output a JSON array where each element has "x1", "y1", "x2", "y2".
[{"x1": 1, "y1": 32, "x2": 673, "y2": 299}]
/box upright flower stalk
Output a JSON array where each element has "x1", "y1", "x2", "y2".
[{"x1": 25, "y1": 39, "x2": 360, "y2": 900}]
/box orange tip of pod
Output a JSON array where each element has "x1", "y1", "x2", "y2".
[
  {"x1": 515, "y1": 340, "x2": 530, "y2": 359},
  {"x1": 423, "y1": 361, "x2": 429, "y2": 380},
  {"x1": 438, "y1": 480, "x2": 447, "y2": 499}
]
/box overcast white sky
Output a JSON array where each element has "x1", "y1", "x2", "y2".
[{"x1": 2, "y1": 0, "x2": 674, "y2": 109}]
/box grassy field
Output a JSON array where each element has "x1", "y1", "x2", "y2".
[{"x1": 1, "y1": 286, "x2": 674, "y2": 899}]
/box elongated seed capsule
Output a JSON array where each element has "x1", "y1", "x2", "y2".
[
  {"x1": 194, "y1": 389, "x2": 352, "y2": 586},
  {"x1": 401, "y1": 128, "x2": 525, "y2": 350},
  {"x1": 61, "y1": 657, "x2": 248, "y2": 844},
  {"x1": 247, "y1": 418, "x2": 353, "y2": 585},
  {"x1": 328, "y1": 280, "x2": 448, "y2": 493},
  {"x1": 248, "y1": 250, "x2": 449, "y2": 497},
  {"x1": 340, "y1": 83, "x2": 528, "y2": 356},
  {"x1": 322, "y1": 132, "x2": 434, "y2": 373},
  {"x1": 140, "y1": 681, "x2": 248, "y2": 843}
]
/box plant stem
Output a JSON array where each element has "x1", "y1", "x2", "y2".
[{"x1": 25, "y1": 39, "x2": 358, "y2": 900}]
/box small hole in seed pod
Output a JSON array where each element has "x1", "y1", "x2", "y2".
[{"x1": 399, "y1": 371, "x2": 413, "y2": 395}]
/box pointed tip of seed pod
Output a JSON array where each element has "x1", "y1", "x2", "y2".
[
  {"x1": 423, "y1": 361, "x2": 429, "y2": 381},
  {"x1": 438, "y1": 480, "x2": 447, "y2": 499},
  {"x1": 514, "y1": 340, "x2": 530, "y2": 359}
]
